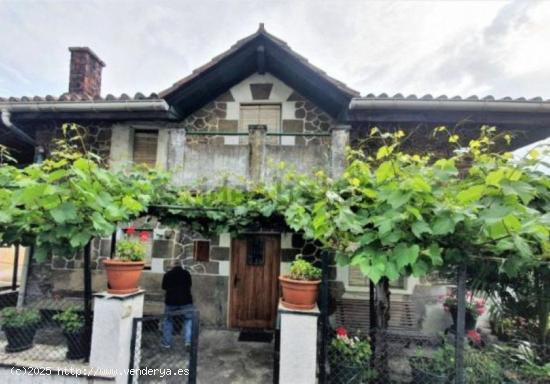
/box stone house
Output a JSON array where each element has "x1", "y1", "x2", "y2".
[{"x1": 1, "y1": 24, "x2": 549, "y2": 331}]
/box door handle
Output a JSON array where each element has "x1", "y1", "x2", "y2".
[{"x1": 233, "y1": 275, "x2": 240, "y2": 288}]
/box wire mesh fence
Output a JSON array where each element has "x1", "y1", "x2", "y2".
[
  {"x1": 0, "y1": 294, "x2": 90, "y2": 367},
  {"x1": 129, "y1": 308, "x2": 199, "y2": 384},
  {"x1": 324, "y1": 328, "x2": 549, "y2": 383},
  {"x1": 317, "y1": 252, "x2": 549, "y2": 384}
]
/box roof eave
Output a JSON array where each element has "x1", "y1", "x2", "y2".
[{"x1": 349, "y1": 98, "x2": 550, "y2": 114}]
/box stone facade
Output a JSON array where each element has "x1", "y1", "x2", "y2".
[
  {"x1": 23, "y1": 72, "x2": 346, "y2": 327},
  {"x1": 34, "y1": 122, "x2": 112, "y2": 162},
  {"x1": 180, "y1": 74, "x2": 334, "y2": 147}
]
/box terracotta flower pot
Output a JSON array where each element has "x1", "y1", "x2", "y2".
[
  {"x1": 102, "y1": 259, "x2": 144, "y2": 295},
  {"x1": 279, "y1": 276, "x2": 321, "y2": 310}
]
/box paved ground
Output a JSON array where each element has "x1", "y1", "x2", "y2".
[
  {"x1": 0, "y1": 322, "x2": 273, "y2": 383},
  {"x1": 138, "y1": 328, "x2": 274, "y2": 384}
]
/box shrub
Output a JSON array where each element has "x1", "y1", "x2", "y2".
[
  {"x1": 330, "y1": 327, "x2": 373, "y2": 366},
  {"x1": 53, "y1": 307, "x2": 84, "y2": 333},
  {"x1": 116, "y1": 238, "x2": 146, "y2": 262},
  {"x1": 0, "y1": 307, "x2": 41, "y2": 328},
  {"x1": 410, "y1": 341, "x2": 455, "y2": 377},
  {"x1": 289, "y1": 256, "x2": 321, "y2": 281}
]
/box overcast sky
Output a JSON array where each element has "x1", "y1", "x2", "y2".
[{"x1": 1, "y1": 0, "x2": 549, "y2": 99}]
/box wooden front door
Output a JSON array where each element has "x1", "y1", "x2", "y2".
[{"x1": 229, "y1": 235, "x2": 280, "y2": 329}]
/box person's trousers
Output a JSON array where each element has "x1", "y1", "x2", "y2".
[{"x1": 162, "y1": 304, "x2": 194, "y2": 346}]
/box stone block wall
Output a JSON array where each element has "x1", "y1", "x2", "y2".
[
  {"x1": 33, "y1": 122, "x2": 112, "y2": 162},
  {"x1": 182, "y1": 88, "x2": 335, "y2": 148}
]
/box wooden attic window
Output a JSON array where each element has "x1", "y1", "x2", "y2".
[
  {"x1": 133, "y1": 130, "x2": 158, "y2": 167},
  {"x1": 193, "y1": 241, "x2": 210, "y2": 262}
]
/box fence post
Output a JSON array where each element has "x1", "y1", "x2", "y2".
[
  {"x1": 83, "y1": 241, "x2": 93, "y2": 361},
  {"x1": 127, "y1": 318, "x2": 139, "y2": 384},
  {"x1": 318, "y1": 251, "x2": 331, "y2": 383},
  {"x1": 278, "y1": 302, "x2": 320, "y2": 384},
  {"x1": 11, "y1": 244, "x2": 19, "y2": 291},
  {"x1": 188, "y1": 310, "x2": 200, "y2": 384},
  {"x1": 455, "y1": 264, "x2": 467, "y2": 384},
  {"x1": 90, "y1": 291, "x2": 145, "y2": 384}
]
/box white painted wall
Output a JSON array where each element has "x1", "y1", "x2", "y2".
[{"x1": 279, "y1": 304, "x2": 319, "y2": 384}]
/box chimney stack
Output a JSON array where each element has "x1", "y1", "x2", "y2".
[{"x1": 68, "y1": 47, "x2": 105, "y2": 98}]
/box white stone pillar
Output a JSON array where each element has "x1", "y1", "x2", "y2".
[
  {"x1": 248, "y1": 124, "x2": 267, "y2": 182},
  {"x1": 90, "y1": 291, "x2": 144, "y2": 384},
  {"x1": 331, "y1": 124, "x2": 351, "y2": 178},
  {"x1": 278, "y1": 302, "x2": 320, "y2": 384}
]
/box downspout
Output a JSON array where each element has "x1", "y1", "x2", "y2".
[{"x1": 1, "y1": 109, "x2": 36, "y2": 146}]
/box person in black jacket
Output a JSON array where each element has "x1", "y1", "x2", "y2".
[{"x1": 161, "y1": 260, "x2": 194, "y2": 349}]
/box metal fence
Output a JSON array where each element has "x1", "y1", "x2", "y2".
[
  {"x1": 129, "y1": 308, "x2": 199, "y2": 384},
  {"x1": 323, "y1": 329, "x2": 549, "y2": 384},
  {"x1": 317, "y1": 253, "x2": 550, "y2": 384},
  {"x1": 0, "y1": 294, "x2": 90, "y2": 365}
]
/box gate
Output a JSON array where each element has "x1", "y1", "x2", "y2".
[{"x1": 129, "y1": 308, "x2": 199, "y2": 384}]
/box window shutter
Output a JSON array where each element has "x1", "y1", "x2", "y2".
[
  {"x1": 239, "y1": 105, "x2": 281, "y2": 133},
  {"x1": 133, "y1": 130, "x2": 158, "y2": 167}
]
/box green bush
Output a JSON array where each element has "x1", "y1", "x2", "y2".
[
  {"x1": 330, "y1": 327, "x2": 372, "y2": 366},
  {"x1": 53, "y1": 307, "x2": 84, "y2": 333},
  {"x1": 289, "y1": 256, "x2": 321, "y2": 281},
  {"x1": 0, "y1": 307, "x2": 41, "y2": 328},
  {"x1": 116, "y1": 238, "x2": 146, "y2": 262},
  {"x1": 410, "y1": 341, "x2": 455, "y2": 377},
  {"x1": 410, "y1": 341, "x2": 508, "y2": 383}
]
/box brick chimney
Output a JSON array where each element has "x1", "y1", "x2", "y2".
[{"x1": 68, "y1": 47, "x2": 105, "y2": 98}]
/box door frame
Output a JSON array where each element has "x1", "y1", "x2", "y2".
[{"x1": 228, "y1": 233, "x2": 281, "y2": 329}]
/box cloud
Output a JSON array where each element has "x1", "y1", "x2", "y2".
[{"x1": 0, "y1": 0, "x2": 549, "y2": 99}]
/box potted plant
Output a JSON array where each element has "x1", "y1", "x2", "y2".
[
  {"x1": 329, "y1": 327, "x2": 376, "y2": 383},
  {"x1": 409, "y1": 342, "x2": 454, "y2": 384},
  {"x1": 103, "y1": 227, "x2": 148, "y2": 294},
  {"x1": 442, "y1": 291, "x2": 485, "y2": 331},
  {"x1": 53, "y1": 307, "x2": 86, "y2": 360},
  {"x1": 0, "y1": 307, "x2": 41, "y2": 352},
  {"x1": 279, "y1": 256, "x2": 322, "y2": 310}
]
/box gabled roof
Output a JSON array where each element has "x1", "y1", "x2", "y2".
[{"x1": 160, "y1": 24, "x2": 359, "y2": 119}]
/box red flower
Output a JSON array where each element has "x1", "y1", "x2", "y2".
[
  {"x1": 336, "y1": 327, "x2": 347, "y2": 337},
  {"x1": 467, "y1": 330, "x2": 481, "y2": 345},
  {"x1": 139, "y1": 231, "x2": 149, "y2": 242},
  {"x1": 126, "y1": 226, "x2": 136, "y2": 235}
]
